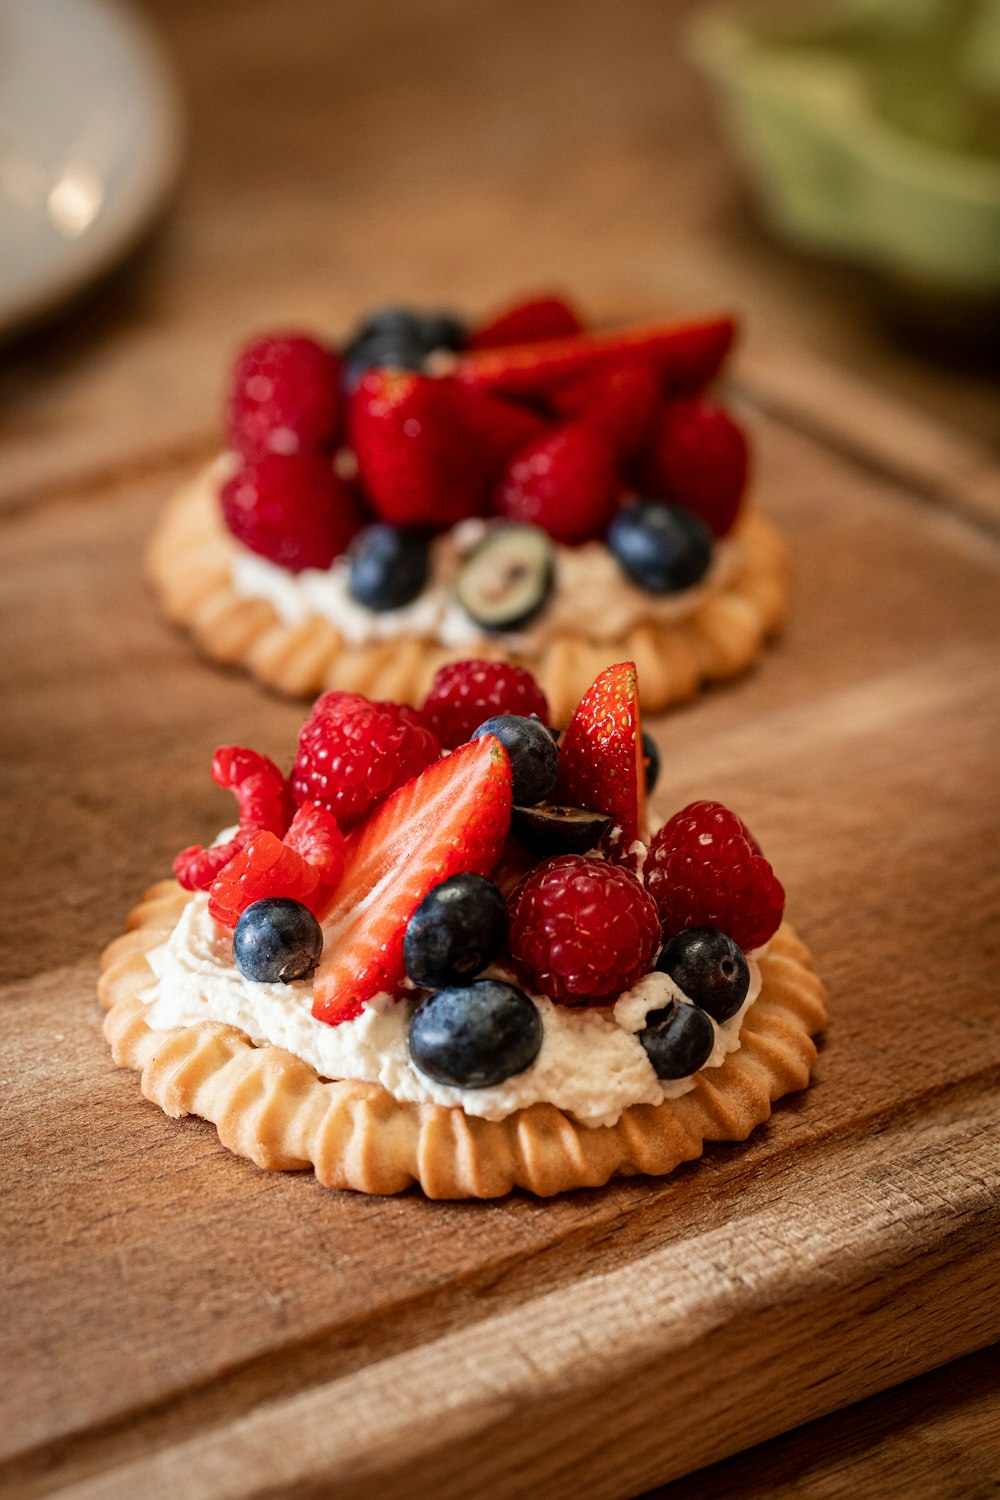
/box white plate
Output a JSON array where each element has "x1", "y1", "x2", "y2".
[{"x1": 0, "y1": 0, "x2": 181, "y2": 338}]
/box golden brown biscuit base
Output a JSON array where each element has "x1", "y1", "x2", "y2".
[
  {"x1": 99, "y1": 883, "x2": 827, "y2": 1199},
  {"x1": 147, "y1": 468, "x2": 791, "y2": 722}
]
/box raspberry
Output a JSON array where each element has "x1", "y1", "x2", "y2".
[
  {"x1": 638, "y1": 397, "x2": 748, "y2": 537},
  {"x1": 226, "y1": 333, "x2": 340, "y2": 458},
  {"x1": 208, "y1": 831, "x2": 322, "y2": 930},
  {"x1": 284, "y1": 803, "x2": 346, "y2": 889},
  {"x1": 173, "y1": 746, "x2": 293, "y2": 891},
  {"x1": 220, "y1": 453, "x2": 364, "y2": 573},
  {"x1": 645, "y1": 800, "x2": 784, "y2": 952},
  {"x1": 291, "y1": 696, "x2": 441, "y2": 828},
  {"x1": 495, "y1": 426, "x2": 620, "y2": 545},
  {"x1": 509, "y1": 854, "x2": 661, "y2": 1004},
  {"x1": 422, "y1": 660, "x2": 549, "y2": 750}
]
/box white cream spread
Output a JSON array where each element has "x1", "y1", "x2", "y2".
[
  {"x1": 200, "y1": 458, "x2": 738, "y2": 659},
  {"x1": 141, "y1": 884, "x2": 762, "y2": 1130}
]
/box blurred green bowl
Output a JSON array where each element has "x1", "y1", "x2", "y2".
[{"x1": 688, "y1": 0, "x2": 1000, "y2": 300}]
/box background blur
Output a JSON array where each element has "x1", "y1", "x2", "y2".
[{"x1": 3, "y1": 0, "x2": 998, "y2": 507}]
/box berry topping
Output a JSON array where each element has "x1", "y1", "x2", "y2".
[
  {"x1": 555, "y1": 661, "x2": 646, "y2": 858},
  {"x1": 208, "y1": 831, "x2": 322, "y2": 930},
  {"x1": 639, "y1": 1001, "x2": 715, "y2": 1080},
  {"x1": 607, "y1": 500, "x2": 713, "y2": 594},
  {"x1": 454, "y1": 315, "x2": 736, "y2": 400},
  {"x1": 509, "y1": 803, "x2": 612, "y2": 857},
  {"x1": 403, "y1": 873, "x2": 508, "y2": 989},
  {"x1": 226, "y1": 333, "x2": 340, "y2": 458},
  {"x1": 639, "y1": 397, "x2": 748, "y2": 537},
  {"x1": 173, "y1": 746, "x2": 293, "y2": 891},
  {"x1": 470, "y1": 714, "x2": 558, "y2": 806},
  {"x1": 408, "y1": 980, "x2": 543, "y2": 1089},
  {"x1": 552, "y1": 358, "x2": 661, "y2": 464},
  {"x1": 495, "y1": 426, "x2": 620, "y2": 545},
  {"x1": 508, "y1": 854, "x2": 660, "y2": 1004},
  {"x1": 642, "y1": 730, "x2": 661, "y2": 794},
  {"x1": 347, "y1": 524, "x2": 430, "y2": 612},
  {"x1": 283, "y1": 802, "x2": 346, "y2": 891},
  {"x1": 422, "y1": 660, "x2": 549, "y2": 750},
  {"x1": 656, "y1": 927, "x2": 750, "y2": 1024},
  {"x1": 454, "y1": 523, "x2": 555, "y2": 631},
  {"x1": 220, "y1": 453, "x2": 364, "y2": 573},
  {"x1": 340, "y1": 306, "x2": 466, "y2": 393},
  {"x1": 468, "y1": 294, "x2": 582, "y2": 351},
  {"x1": 292, "y1": 693, "x2": 440, "y2": 830},
  {"x1": 311, "y1": 735, "x2": 513, "y2": 1025},
  {"x1": 233, "y1": 897, "x2": 323, "y2": 984},
  {"x1": 645, "y1": 800, "x2": 785, "y2": 952}
]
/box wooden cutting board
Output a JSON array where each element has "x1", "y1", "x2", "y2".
[{"x1": 2, "y1": 347, "x2": 998, "y2": 1500}]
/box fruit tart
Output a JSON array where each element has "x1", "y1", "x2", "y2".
[
  {"x1": 148, "y1": 294, "x2": 790, "y2": 723},
  {"x1": 101, "y1": 661, "x2": 825, "y2": 1198}
]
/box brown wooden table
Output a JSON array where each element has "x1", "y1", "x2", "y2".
[{"x1": 2, "y1": 3, "x2": 998, "y2": 1496}]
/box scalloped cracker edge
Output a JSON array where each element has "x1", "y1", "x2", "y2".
[
  {"x1": 99, "y1": 882, "x2": 827, "y2": 1199},
  {"x1": 146, "y1": 467, "x2": 792, "y2": 723}
]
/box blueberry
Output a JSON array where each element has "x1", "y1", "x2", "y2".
[
  {"x1": 511, "y1": 803, "x2": 611, "y2": 856},
  {"x1": 404, "y1": 874, "x2": 508, "y2": 989},
  {"x1": 639, "y1": 1001, "x2": 715, "y2": 1079},
  {"x1": 415, "y1": 311, "x2": 466, "y2": 351},
  {"x1": 233, "y1": 898, "x2": 323, "y2": 984},
  {"x1": 455, "y1": 523, "x2": 555, "y2": 631},
  {"x1": 471, "y1": 715, "x2": 559, "y2": 806},
  {"x1": 408, "y1": 979, "x2": 543, "y2": 1088},
  {"x1": 641, "y1": 730, "x2": 660, "y2": 793},
  {"x1": 341, "y1": 332, "x2": 426, "y2": 393},
  {"x1": 656, "y1": 927, "x2": 749, "y2": 1023},
  {"x1": 348, "y1": 524, "x2": 430, "y2": 612},
  {"x1": 607, "y1": 501, "x2": 713, "y2": 593}
]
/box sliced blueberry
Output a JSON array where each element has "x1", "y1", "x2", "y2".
[
  {"x1": 639, "y1": 1001, "x2": 715, "y2": 1079},
  {"x1": 656, "y1": 927, "x2": 749, "y2": 1023},
  {"x1": 455, "y1": 523, "x2": 555, "y2": 631},
  {"x1": 642, "y1": 730, "x2": 661, "y2": 794},
  {"x1": 233, "y1": 898, "x2": 323, "y2": 984},
  {"x1": 404, "y1": 874, "x2": 508, "y2": 989},
  {"x1": 471, "y1": 714, "x2": 559, "y2": 806},
  {"x1": 607, "y1": 500, "x2": 713, "y2": 593},
  {"x1": 511, "y1": 803, "x2": 612, "y2": 856},
  {"x1": 348, "y1": 524, "x2": 430, "y2": 612},
  {"x1": 408, "y1": 979, "x2": 543, "y2": 1088}
]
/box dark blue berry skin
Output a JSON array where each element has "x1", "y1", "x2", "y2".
[
  {"x1": 639, "y1": 1001, "x2": 715, "y2": 1079},
  {"x1": 656, "y1": 927, "x2": 749, "y2": 1023},
  {"x1": 641, "y1": 730, "x2": 660, "y2": 793},
  {"x1": 510, "y1": 803, "x2": 611, "y2": 856},
  {"x1": 404, "y1": 874, "x2": 508, "y2": 989},
  {"x1": 341, "y1": 333, "x2": 426, "y2": 393},
  {"x1": 348, "y1": 524, "x2": 430, "y2": 612},
  {"x1": 607, "y1": 501, "x2": 713, "y2": 593},
  {"x1": 471, "y1": 714, "x2": 559, "y2": 806},
  {"x1": 233, "y1": 898, "x2": 323, "y2": 984},
  {"x1": 408, "y1": 980, "x2": 543, "y2": 1088},
  {"x1": 357, "y1": 306, "x2": 466, "y2": 350}
]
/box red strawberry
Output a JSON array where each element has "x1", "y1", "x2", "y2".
[
  {"x1": 173, "y1": 747, "x2": 294, "y2": 891},
  {"x1": 554, "y1": 661, "x2": 646, "y2": 860},
  {"x1": 468, "y1": 294, "x2": 583, "y2": 351},
  {"x1": 552, "y1": 358, "x2": 661, "y2": 463},
  {"x1": 226, "y1": 333, "x2": 341, "y2": 458},
  {"x1": 208, "y1": 831, "x2": 322, "y2": 930},
  {"x1": 220, "y1": 454, "x2": 365, "y2": 572},
  {"x1": 350, "y1": 370, "x2": 542, "y2": 528},
  {"x1": 311, "y1": 736, "x2": 513, "y2": 1025},
  {"x1": 454, "y1": 315, "x2": 736, "y2": 401},
  {"x1": 495, "y1": 426, "x2": 620, "y2": 545},
  {"x1": 637, "y1": 397, "x2": 749, "y2": 537}
]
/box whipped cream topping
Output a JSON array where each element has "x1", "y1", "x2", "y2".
[
  {"x1": 199, "y1": 458, "x2": 738, "y2": 659},
  {"x1": 141, "y1": 884, "x2": 762, "y2": 1131}
]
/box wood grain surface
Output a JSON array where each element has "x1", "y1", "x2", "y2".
[{"x1": 2, "y1": 1, "x2": 1000, "y2": 1495}]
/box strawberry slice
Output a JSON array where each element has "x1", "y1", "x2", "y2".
[
  {"x1": 453, "y1": 315, "x2": 736, "y2": 401},
  {"x1": 468, "y1": 294, "x2": 583, "y2": 351},
  {"x1": 311, "y1": 737, "x2": 513, "y2": 1025},
  {"x1": 554, "y1": 662, "x2": 647, "y2": 861}
]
